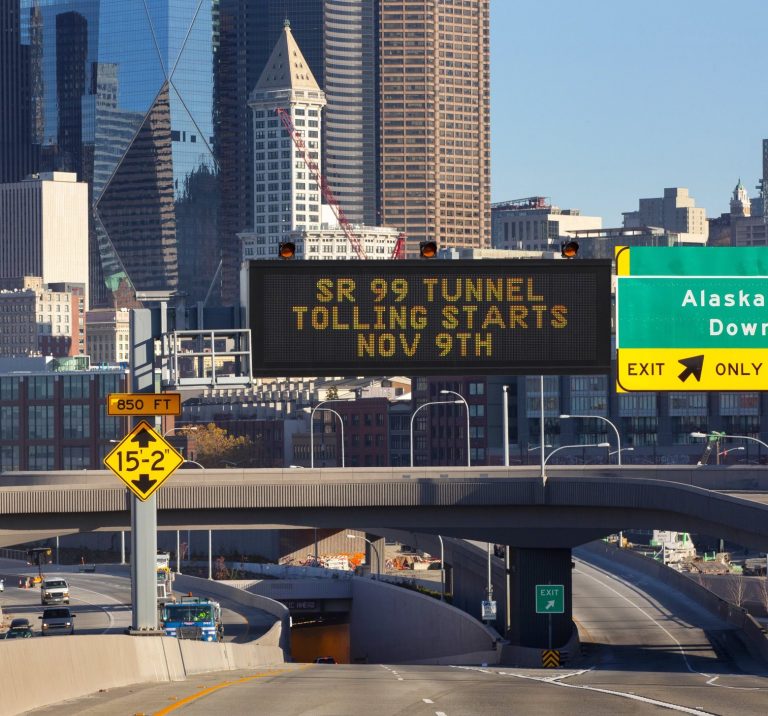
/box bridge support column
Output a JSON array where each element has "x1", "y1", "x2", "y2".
[
  {"x1": 506, "y1": 547, "x2": 573, "y2": 648},
  {"x1": 129, "y1": 309, "x2": 159, "y2": 633}
]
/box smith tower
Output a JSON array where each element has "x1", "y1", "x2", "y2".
[{"x1": 246, "y1": 22, "x2": 326, "y2": 249}]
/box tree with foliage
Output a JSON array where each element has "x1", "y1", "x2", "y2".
[{"x1": 181, "y1": 423, "x2": 258, "y2": 468}]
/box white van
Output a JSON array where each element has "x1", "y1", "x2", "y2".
[{"x1": 40, "y1": 578, "x2": 70, "y2": 605}]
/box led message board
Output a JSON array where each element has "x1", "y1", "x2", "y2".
[{"x1": 247, "y1": 260, "x2": 611, "y2": 377}]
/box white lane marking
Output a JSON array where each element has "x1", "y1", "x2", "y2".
[
  {"x1": 68, "y1": 584, "x2": 128, "y2": 634},
  {"x1": 576, "y1": 565, "x2": 764, "y2": 690},
  {"x1": 454, "y1": 666, "x2": 715, "y2": 716},
  {"x1": 435, "y1": 712, "x2": 447, "y2": 716},
  {"x1": 547, "y1": 669, "x2": 591, "y2": 682},
  {"x1": 397, "y1": 677, "x2": 404, "y2": 681},
  {"x1": 423, "y1": 699, "x2": 434, "y2": 704},
  {"x1": 575, "y1": 566, "x2": 702, "y2": 676}
]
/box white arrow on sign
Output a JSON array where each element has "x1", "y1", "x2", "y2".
[{"x1": 546, "y1": 600, "x2": 555, "y2": 610}]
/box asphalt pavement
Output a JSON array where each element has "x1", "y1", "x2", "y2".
[{"x1": 17, "y1": 552, "x2": 768, "y2": 715}]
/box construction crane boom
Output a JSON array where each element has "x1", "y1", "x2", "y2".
[
  {"x1": 276, "y1": 107, "x2": 365, "y2": 259},
  {"x1": 276, "y1": 107, "x2": 404, "y2": 260}
]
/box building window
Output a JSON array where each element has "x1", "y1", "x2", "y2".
[
  {"x1": 0, "y1": 405, "x2": 19, "y2": 440},
  {"x1": 720, "y1": 392, "x2": 759, "y2": 416},
  {"x1": 28, "y1": 405, "x2": 53, "y2": 440},
  {"x1": 63, "y1": 375, "x2": 89, "y2": 399},
  {"x1": 63, "y1": 446, "x2": 89, "y2": 469},
  {"x1": 64, "y1": 404, "x2": 90, "y2": 439},
  {"x1": 0, "y1": 444, "x2": 19, "y2": 471},
  {"x1": 668, "y1": 392, "x2": 708, "y2": 417},
  {"x1": 28, "y1": 376, "x2": 54, "y2": 400},
  {"x1": 0, "y1": 377, "x2": 20, "y2": 401},
  {"x1": 28, "y1": 445, "x2": 54, "y2": 471}
]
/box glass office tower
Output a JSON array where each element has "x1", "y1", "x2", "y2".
[
  {"x1": 18, "y1": 0, "x2": 218, "y2": 307},
  {"x1": 215, "y1": 0, "x2": 378, "y2": 304},
  {"x1": 1, "y1": 0, "x2": 36, "y2": 182}
]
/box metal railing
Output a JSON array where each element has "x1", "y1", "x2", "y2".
[{"x1": 164, "y1": 328, "x2": 253, "y2": 387}]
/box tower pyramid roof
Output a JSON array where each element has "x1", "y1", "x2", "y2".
[{"x1": 253, "y1": 21, "x2": 320, "y2": 93}]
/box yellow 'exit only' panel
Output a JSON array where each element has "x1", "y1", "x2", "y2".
[{"x1": 617, "y1": 349, "x2": 768, "y2": 392}]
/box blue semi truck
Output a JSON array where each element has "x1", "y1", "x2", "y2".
[{"x1": 160, "y1": 596, "x2": 223, "y2": 642}]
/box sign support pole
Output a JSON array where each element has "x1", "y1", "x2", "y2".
[
  {"x1": 129, "y1": 309, "x2": 159, "y2": 632},
  {"x1": 548, "y1": 613, "x2": 552, "y2": 651}
]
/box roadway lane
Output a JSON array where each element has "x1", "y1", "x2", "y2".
[
  {"x1": 24, "y1": 552, "x2": 768, "y2": 716},
  {"x1": 1, "y1": 561, "x2": 132, "y2": 635},
  {"x1": 569, "y1": 550, "x2": 768, "y2": 715},
  {"x1": 1, "y1": 560, "x2": 275, "y2": 642}
]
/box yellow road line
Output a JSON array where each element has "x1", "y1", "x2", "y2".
[{"x1": 153, "y1": 668, "x2": 298, "y2": 715}]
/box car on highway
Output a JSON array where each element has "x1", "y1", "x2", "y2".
[
  {"x1": 313, "y1": 656, "x2": 337, "y2": 664},
  {"x1": 40, "y1": 577, "x2": 70, "y2": 605},
  {"x1": 39, "y1": 607, "x2": 76, "y2": 635},
  {"x1": 4, "y1": 618, "x2": 34, "y2": 639}
]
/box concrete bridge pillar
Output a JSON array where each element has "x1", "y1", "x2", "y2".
[{"x1": 506, "y1": 547, "x2": 573, "y2": 648}]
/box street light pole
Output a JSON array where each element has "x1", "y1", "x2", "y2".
[
  {"x1": 347, "y1": 534, "x2": 380, "y2": 579},
  {"x1": 163, "y1": 426, "x2": 198, "y2": 437},
  {"x1": 542, "y1": 442, "x2": 610, "y2": 486},
  {"x1": 539, "y1": 376, "x2": 545, "y2": 482},
  {"x1": 410, "y1": 399, "x2": 463, "y2": 467},
  {"x1": 502, "y1": 385, "x2": 509, "y2": 468},
  {"x1": 181, "y1": 459, "x2": 206, "y2": 469},
  {"x1": 315, "y1": 407, "x2": 345, "y2": 467},
  {"x1": 440, "y1": 390, "x2": 470, "y2": 467},
  {"x1": 310, "y1": 398, "x2": 350, "y2": 468},
  {"x1": 560, "y1": 414, "x2": 623, "y2": 465},
  {"x1": 691, "y1": 431, "x2": 768, "y2": 458},
  {"x1": 438, "y1": 534, "x2": 445, "y2": 601},
  {"x1": 716, "y1": 446, "x2": 745, "y2": 459}
]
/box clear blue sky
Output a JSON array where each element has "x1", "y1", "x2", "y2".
[{"x1": 490, "y1": 0, "x2": 768, "y2": 226}]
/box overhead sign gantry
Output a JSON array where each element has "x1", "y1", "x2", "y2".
[{"x1": 246, "y1": 259, "x2": 612, "y2": 376}]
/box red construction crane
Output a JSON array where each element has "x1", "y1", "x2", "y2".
[{"x1": 276, "y1": 107, "x2": 404, "y2": 260}]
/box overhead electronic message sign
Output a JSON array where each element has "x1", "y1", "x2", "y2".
[
  {"x1": 616, "y1": 246, "x2": 768, "y2": 391},
  {"x1": 247, "y1": 260, "x2": 611, "y2": 377}
]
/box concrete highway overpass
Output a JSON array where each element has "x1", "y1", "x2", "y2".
[
  {"x1": 1, "y1": 465, "x2": 767, "y2": 551},
  {"x1": 2, "y1": 464, "x2": 767, "y2": 648}
]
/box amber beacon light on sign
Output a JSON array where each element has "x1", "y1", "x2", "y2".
[
  {"x1": 245, "y1": 259, "x2": 612, "y2": 377},
  {"x1": 419, "y1": 241, "x2": 438, "y2": 258}
]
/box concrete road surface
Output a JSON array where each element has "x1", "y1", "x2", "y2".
[{"x1": 23, "y1": 550, "x2": 768, "y2": 716}]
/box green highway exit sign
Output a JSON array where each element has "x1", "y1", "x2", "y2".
[
  {"x1": 616, "y1": 247, "x2": 768, "y2": 392},
  {"x1": 535, "y1": 584, "x2": 564, "y2": 614}
]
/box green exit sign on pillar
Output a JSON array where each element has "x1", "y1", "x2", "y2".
[{"x1": 535, "y1": 584, "x2": 564, "y2": 614}]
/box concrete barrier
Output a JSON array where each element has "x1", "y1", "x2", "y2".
[
  {"x1": 579, "y1": 541, "x2": 768, "y2": 664},
  {"x1": 0, "y1": 636, "x2": 173, "y2": 716},
  {"x1": 0, "y1": 576, "x2": 289, "y2": 716},
  {"x1": 349, "y1": 576, "x2": 502, "y2": 664},
  {"x1": 174, "y1": 574, "x2": 290, "y2": 654}
]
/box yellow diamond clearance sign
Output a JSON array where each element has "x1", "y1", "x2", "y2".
[
  {"x1": 103, "y1": 420, "x2": 184, "y2": 501},
  {"x1": 616, "y1": 246, "x2": 768, "y2": 392}
]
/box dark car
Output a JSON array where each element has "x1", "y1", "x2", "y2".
[
  {"x1": 4, "y1": 618, "x2": 34, "y2": 639},
  {"x1": 39, "y1": 607, "x2": 76, "y2": 635},
  {"x1": 314, "y1": 656, "x2": 337, "y2": 664}
]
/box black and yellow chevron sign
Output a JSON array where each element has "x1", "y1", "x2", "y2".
[{"x1": 542, "y1": 649, "x2": 560, "y2": 668}]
